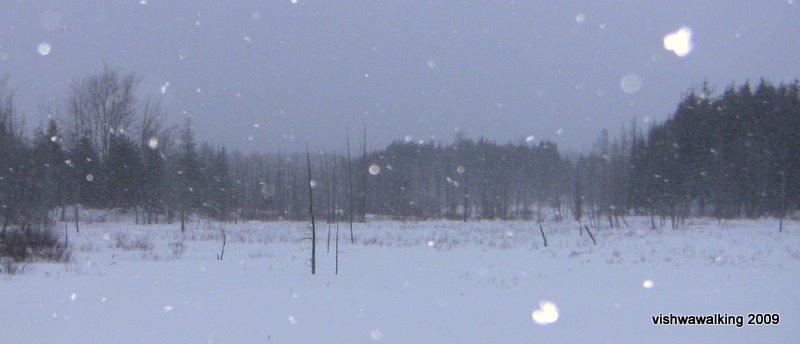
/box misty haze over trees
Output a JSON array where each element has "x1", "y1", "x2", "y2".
[{"x1": 1, "y1": 67, "x2": 799, "y2": 238}]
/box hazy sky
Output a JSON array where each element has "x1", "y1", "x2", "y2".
[{"x1": 1, "y1": 0, "x2": 798, "y2": 153}]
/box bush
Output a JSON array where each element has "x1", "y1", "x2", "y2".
[
  {"x1": 113, "y1": 233, "x2": 154, "y2": 251},
  {"x1": 0, "y1": 226, "x2": 71, "y2": 264},
  {"x1": 168, "y1": 241, "x2": 185, "y2": 258},
  {"x1": 0, "y1": 258, "x2": 24, "y2": 275}
]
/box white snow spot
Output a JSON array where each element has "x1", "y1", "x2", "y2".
[
  {"x1": 556, "y1": 128, "x2": 564, "y2": 135},
  {"x1": 369, "y1": 330, "x2": 383, "y2": 340},
  {"x1": 309, "y1": 180, "x2": 317, "y2": 188},
  {"x1": 427, "y1": 240, "x2": 435, "y2": 247},
  {"x1": 288, "y1": 315, "x2": 297, "y2": 325},
  {"x1": 41, "y1": 10, "x2": 62, "y2": 31},
  {"x1": 261, "y1": 183, "x2": 276, "y2": 198},
  {"x1": 37, "y1": 42, "x2": 52, "y2": 56},
  {"x1": 160, "y1": 82, "x2": 170, "y2": 94},
  {"x1": 86, "y1": 174, "x2": 94, "y2": 182},
  {"x1": 531, "y1": 300, "x2": 559, "y2": 325},
  {"x1": 369, "y1": 164, "x2": 381, "y2": 176},
  {"x1": 101, "y1": 297, "x2": 107, "y2": 303},
  {"x1": 426, "y1": 59, "x2": 436, "y2": 69},
  {"x1": 456, "y1": 166, "x2": 466, "y2": 174},
  {"x1": 50, "y1": 135, "x2": 58, "y2": 143},
  {"x1": 404, "y1": 135, "x2": 413, "y2": 142},
  {"x1": 148, "y1": 137, "x2": 159, "y2": 149},
  {"x1": 243, "y1": 35, "x2": 252, "y2": 43},
  {"x1": 642, "y1": 279, "x2": 655, "y2": 289},
  {"x1": 139, "y1": 0, "x2": 148, "y2": 5},
  {"x1": 196, "y1": 88, "x2": 202, "y2": 93},
  {"x1": 620, "y1": 74, "x2": 642, "y2": 94},
  {"x1": 163, "y1": 305, "x2": 173, "y2": 312},
  {"x1": 102, "y1": 233, "x2": 111, "y2": 241},
  {"x1": 663, "y1": 26, "x2": 694, "y2": 58},
  {"x1": 70, "y1": 293, "x2": 77, "y2": 301},
  {"x1": 253, "y1": 123, "x2": 260, "y2": 128},
  {"x1": 575, "y1": 13, "x2": 586, "y2": 24},
  {"x1": 525, "y1": 135, "x2": 535, "y2": 143},
  {"x1": 505, "y1": 231, "x2": 514, "y2": 237}
]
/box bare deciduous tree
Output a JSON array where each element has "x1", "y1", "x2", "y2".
[{"x1": 65, "y1": 66, "x2": 138, "y2": 159}]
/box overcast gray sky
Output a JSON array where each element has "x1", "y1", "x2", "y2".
[{"x1": 1, "y1": 0, "x2": 798, "y2": 153}]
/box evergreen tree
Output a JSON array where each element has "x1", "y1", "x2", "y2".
[
  {"x1": 69, "y1": 136, "x2": 102, "y2": 207},
  {"x1": 141, "y1": 139, "x2": 166, "y2": 223},
  {"x1": 31, "y1": 119, "x2": 66, "y2": 220},
  {"x1": 104, "y1": 134, "x2": 143, "y2": 211},
  {"x1": 176, "y1": 119, "x2": 200, "y2": 232}
]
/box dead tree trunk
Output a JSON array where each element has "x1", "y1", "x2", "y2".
[
  {"x1": 306, "y1": 143, "x2": 317, "y2": 275},
  {"x1": 360, "y1": 127, "x2": 368, "y2": 222},
  {"x1": 73, "y1": 203, "x2": 80, "y2": 233},
  {"x1": 539, "y1": 224, "x2": 548, "y2": 247},
  {"x1": 217, "y1": 228, "x2": 226, "y2": 260},
  {"x1": 346, "y1": 131, "x2": 355, "y2": 243},
  {"x1": 583, "y1": 225, "x2": 597, "y2": 245}
]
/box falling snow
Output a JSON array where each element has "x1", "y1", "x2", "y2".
[
  {"x1": 368, "y1": 164, "x2": 381, "y2": 175},
  {"x1": 531, "y1": 300, "x2": 559, "y2": 325},
  {"x1": 37, "y1": 42, "x2": 52, "y2": 56},
  {"x1": 663, "y1": 26, "x2": 694, "y2": 57},
  {"x1": 620, "y1": 73, "x2": 642, "y2": 94},
  {"x1": 369, "y1": 330, "x2": 384, "y2": 340},
  {"x1": 426, "y1": 59, "x2": 436, "y2": 69}
]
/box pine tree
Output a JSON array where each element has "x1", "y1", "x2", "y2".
[
  {"x1": 31, "y1": 119, "x2": 66, "y2": 221},
  {"x1": 104, "y1": 134, "x2": 143, "y2": 211},
  {"x1": 176, "y1": 119, "x2": 200, "y2": 232},
  {"x1": 141, "y1": 138, "x2": 166, "y2": 223}
]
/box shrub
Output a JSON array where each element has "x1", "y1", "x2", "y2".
[
  {"x1": 0, "y1": 258, "x2": 24, "y2": 275},
  {"x1": 113, "y1": 233, "x2": 154, "y2": 251},
  {"x1": 0, "y1": 225, "x2": 71, "y2": 264}
]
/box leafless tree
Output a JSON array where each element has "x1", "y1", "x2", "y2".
[
  {"x1": 306, "y1": 143, "x2": 316, "y2": 275},
  {"x1": 346, "y1": 131, "x2": 355, "y2": 243},
  {"x1": 65, "y1": 65, "x2": 138, "y2": 159}
]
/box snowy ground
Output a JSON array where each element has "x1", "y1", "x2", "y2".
[{"x1": 1, "y1": 216, "x2": 799, "y2": 343}]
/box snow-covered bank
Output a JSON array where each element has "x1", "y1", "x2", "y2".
[{"x1": 1, "y1": 218, "x2": 798, "y2": 343}]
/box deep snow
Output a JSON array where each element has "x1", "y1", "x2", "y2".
[{"x1": 1, "y1": 217, "x2": 798, "y2": 343}]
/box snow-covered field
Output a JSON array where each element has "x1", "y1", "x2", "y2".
[{"x1": 2, "y1": 217, "x2": 798, "y2": 343}]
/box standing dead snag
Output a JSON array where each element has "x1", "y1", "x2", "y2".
[
  {"x1": 539, "y1": 224, "x2": 548, "y2": 247},
  {"x1": 306, "y1": 143, "x2": 317, "y2": 275},
  {"x1": 335, "y1": 207, "x2": 340, "y2": 275},
  {"x1": 583, "y1": 225, "x2": 597, "y2": 245},
  {"x1": 346, "y1": 131, "x2": 355, "y2": 243},
  {"x1": 217, "y1": 228, "x2": 226, "y2": 260}
]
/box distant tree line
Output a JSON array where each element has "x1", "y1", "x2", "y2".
[{"x1": 1, "y1": 67, "x2": 798, "y2": 233}]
